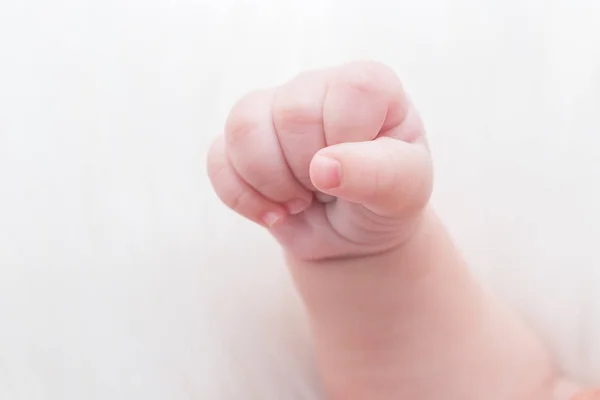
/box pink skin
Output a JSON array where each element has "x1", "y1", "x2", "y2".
[{"x1": 207, "y1": 62, "x2": 586, "y2": 399}]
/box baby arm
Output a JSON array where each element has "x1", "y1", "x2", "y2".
[
  {"x1": 207, "y1": 61, "x2": 591, "y2": 399},
  {"x1": 288, "y1": 210, "x2": 560, "y2": 399}
]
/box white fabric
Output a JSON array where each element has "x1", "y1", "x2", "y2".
[{"x1": 0, "y1": 0, "x2": 598, "y2": 398}]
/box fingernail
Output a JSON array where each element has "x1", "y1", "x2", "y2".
[
  {"x1": 286, "y1": 198, "x2": 309, "y2": 215},
  {"x1": 261, "y1": 211, "x2": 283, "y2": 227},
  {"x1": 312, "y1": 155, "x2": 342, "y2": 190}
]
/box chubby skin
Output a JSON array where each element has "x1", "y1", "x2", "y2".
[{"x1": 207, "y1": 62, "x2": 584, "y2": 399}]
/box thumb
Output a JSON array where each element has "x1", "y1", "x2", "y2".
[{"x1": 309, "y1": 137, "x2": 433, "y2": 217}]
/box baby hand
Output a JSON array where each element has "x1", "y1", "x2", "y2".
[{"x1": 208, "y1": 62, "x2": 433, "y2": 261}]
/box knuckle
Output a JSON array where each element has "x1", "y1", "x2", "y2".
[
  {"x1": 225, "y1": 90, "x2": 269, "y2": 146},
  {"x1": 206, "y1": 139, "x2": 256, "y2": 212},
  {"x1": 246, "y1": 162, "x2": 291, "y2": 194},
  {"x1": 272, "y1": 80, "x2": 324, "y2": 128},
  {"x1": 225, "y1": 119, "x2": 256, "y2": 148},
  {"x1": 231, "y1": 151, "x2": 295, "y2": 200},
  {"x1": 207, "y1": 160, "x2": 233, "y2": 200},
  {"x1": 241, "y1": 156, "x2": 270, "y2": 184},
  {"x1": 272, "y1": 97, "x2": 321, "y2": 128},
  {"x1": 227, "y1": 188, "x2": 253, "y2": 213},
  {"x1": 337, "y1": 61, "x2": 396, "y2": 93},
  {"x1": 208, "y1": 161, "x2": 255, "y2": 214}
]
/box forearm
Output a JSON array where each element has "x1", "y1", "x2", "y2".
[{"x1": 287, "y1": 209, "x2": 558, "y2": 400}]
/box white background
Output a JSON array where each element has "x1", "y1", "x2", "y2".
[{"x1": 1, "y1": 0, "x2": 599, "y2": 398}]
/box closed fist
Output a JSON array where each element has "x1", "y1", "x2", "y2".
[{"x1": 207, "y1": 62, "x2": 433, "y2": 261}]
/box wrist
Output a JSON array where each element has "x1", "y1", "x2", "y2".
[
  {"x1": 285, "y1": 209, "x2": 560, "y2": 400},
  {"x1": 286, "y1": 207, "x2": 431, "y2": 265}
]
